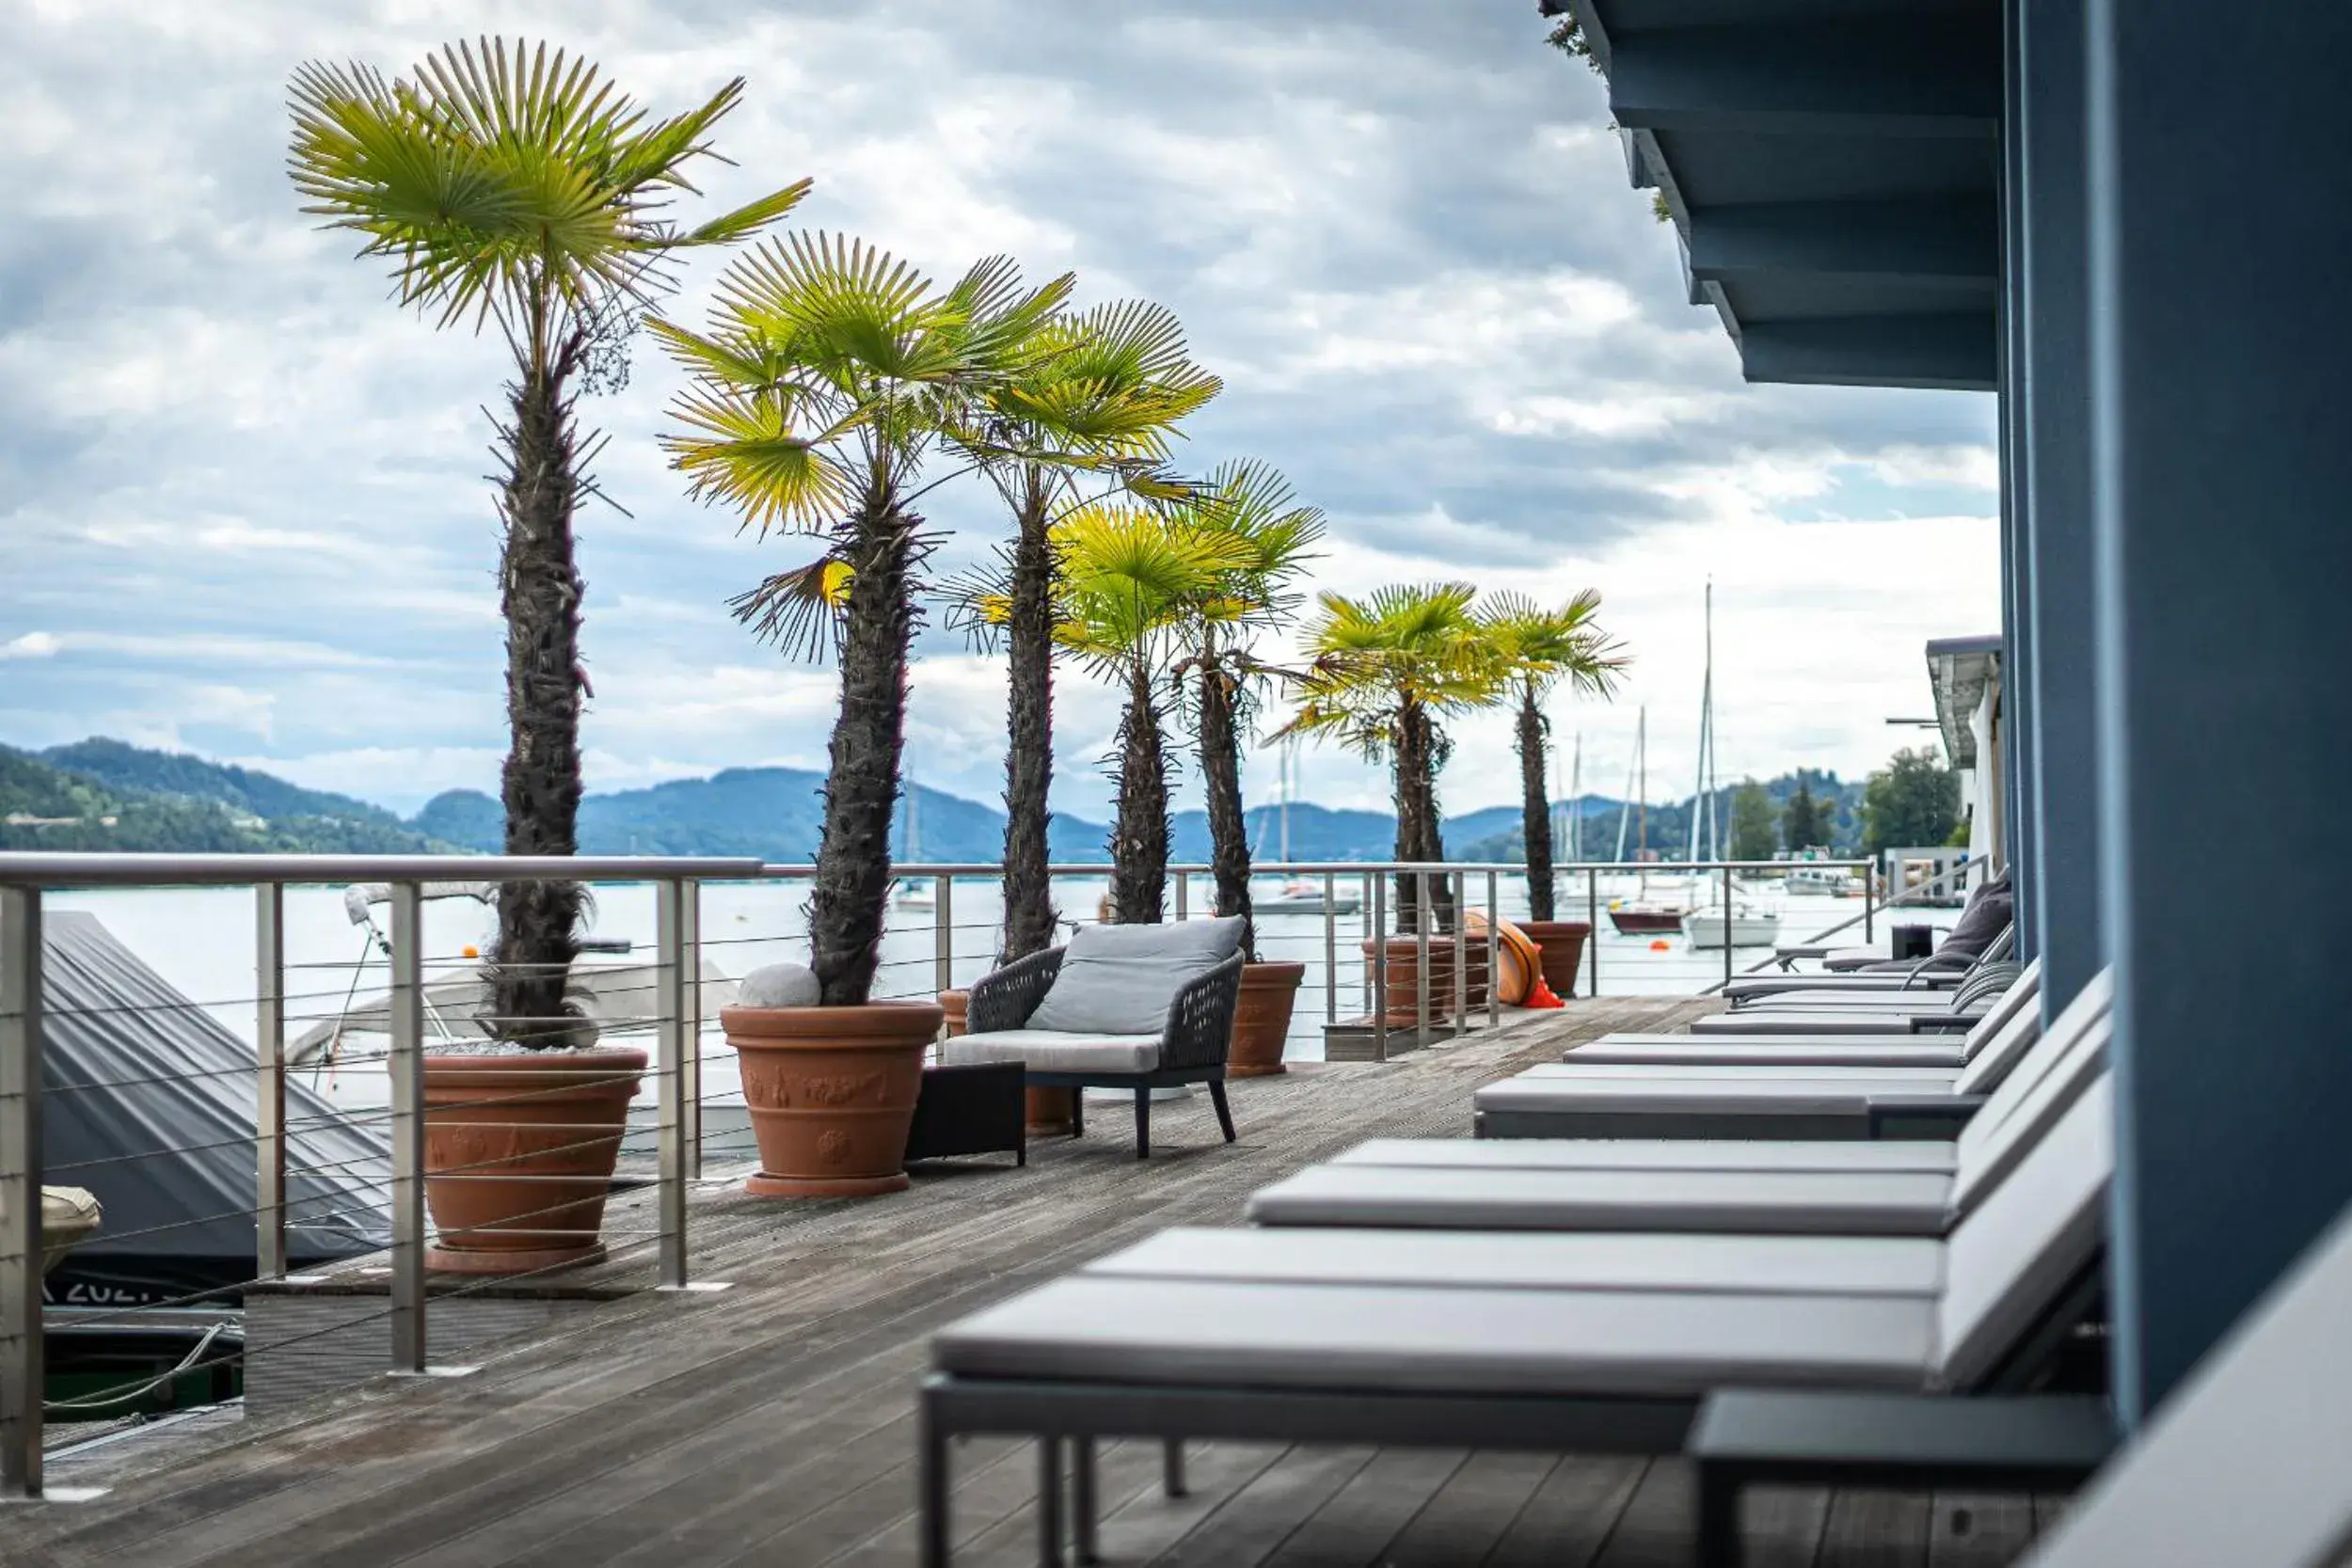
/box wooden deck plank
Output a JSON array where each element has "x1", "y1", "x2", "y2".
[
  {"x1": 1924, "y1": 1494, "x2": 2037, "y2": 1567},
  {"x1": 1811, "y1": 1489, "x2": 1932, "y2": 1567},
  {"x1": 1740, "y1": 1487, "x2": 1835, "y2": 1568},
  {"x1": 1379, "y1": 1449, "x2": 1561, "y2": 1567},
  {"x1": 1480, "y1": 1454, "x2": 1645, "y2": 1568},
  {"x1": 1259, "y1": 1447, "x2": 1470, "y2": 1566},
  {"x1": 1589, "y1": 1458, "x2": 1700, "y2": 1568},
  {"x1": 1145, "y1": 1446, "x2": 1378, "y2": 1567}
]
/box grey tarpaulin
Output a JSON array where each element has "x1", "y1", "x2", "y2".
[{"x1": 31, "y1": 910, "x2": 389, "y2": 1307}]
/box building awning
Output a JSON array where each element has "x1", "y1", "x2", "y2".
[
  {"x1": 1925, "y1": 632, "x2": 2002, "y2": 768},
  {"x1": 1548, "y1": 0, "x2": 2002, "y2": 391}
]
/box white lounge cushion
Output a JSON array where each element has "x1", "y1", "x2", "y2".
[
  {"x1": 934, "y1": 1275, "x2": 1935, "y2": 1396},
  {"x1": 942, "y1": 1029, "x2": 1162, "y2": 1074},
  {"x1": 1519, "y1": 1063, "x2": 1963, "y2": 1084},
  {"x1": 1566, "y1": 1039, "x2": 1969, "y2": 1069},
  {"x1": 1692, "y1": 1011, "x2": 1975, "y2": 1037},
  {"x1": 1092, "y1": 1226, "x2": 1949, "y2": 1298},
  {"x1": 1327, "y1": 1137, "x2": 1961, "y2": 1177},
  {"x1": 1246, "y1": 1164, "x2": 1955, "y2": 1235},
  {"x1": 1951, "y1": 981, "x2": 2112, "y2": 1213},
  {"x1": 1025, "y1": 916, "x2": 1243, "y2": 1035},
  {"x1": 1475, "y1": 1072, "x2": 1964, "y2": 1123}
]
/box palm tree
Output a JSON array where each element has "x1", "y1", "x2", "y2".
[
  {"x1": 288, "y1": 38, "x2": 807, "y2": 1043},
  {"x1": 1048, "y1": 506, "x2": 1253, "y2": 923},
  {"x1": 1171, "y1": 462, "x2": 1326, "y2": 959},
  {"x1": 653, "y1": 236, "x2": 1070, "y2": 1004},
  {"x1": 1283, "y1": 584, "x2": 1501, "y2": 927},
  {"x1": 959, "y1": 303, "x2": 1219, "y2": 962},
  {"x1": 1476, "y1": 591, "x2": 1626, "y2": 921}
]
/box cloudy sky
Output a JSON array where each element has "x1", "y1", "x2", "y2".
[{"x1": 0, "y1": 0, "x2": 1998, "y2": 826}]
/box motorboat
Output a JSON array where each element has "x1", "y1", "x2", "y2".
[
  {"x1": 1681, "y1": 905, "x2": 1784, "y2": 949},
  {"x1": 1607, "y1": 903, "x2": 1688, "y2": 935},
  {"x1": 1785, "y1": 865, "x2": 1859, "y2": 897},
  {"x1": 1255, "y1": 879, "x2": 1362, "y2": 916}
]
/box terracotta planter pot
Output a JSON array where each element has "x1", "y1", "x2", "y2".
[
  {"x1": 422, "y1": 1047, "x2": 645, "y2": 1275},
  {"x1": 723, "y1": 1001, "x2": 941, "y2": 1198},
  {"x1": 1359, "y1": 937, "x2": 1491, "y2": 1024},
  {"x1": 1229, "y1": 961, "x2": 1305, "y2": 1077},
  {"x1": 1518, "y1": 920, "x2": 1592, "y2": 999},
  {"x1": 942, "y1": 984, "x2": 1074, "y2": 1134}
]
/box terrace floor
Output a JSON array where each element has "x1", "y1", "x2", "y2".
[{"x1": 18, "y1": 995, "x2": 2069, "y2": 1568}]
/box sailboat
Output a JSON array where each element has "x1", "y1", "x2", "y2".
[
  {"x1": 1676, "y1": 582, "x2": 1779, "y2": 947},
  {"x1": 1607, "y1": 705, "x2": 1688, "y2": 933},
  {"x1": 1254, "y1": 738, "x2": 1360, "y2": 914},
  {"x1": 895, "y1": 778, "x2": 935, "y2": 911}
]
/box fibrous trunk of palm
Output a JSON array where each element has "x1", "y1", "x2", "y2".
[
  {"x1": 999, "y1": 482, "x2": 1058, "y2": 961},
  {"x1": 1108, "y1": 660, "x2": 1169, "y2": 924},
  {"x1": 809, "y1": 485, "x2": 920, "y2": 1006},
  {"x1": 1518, "y1": 685, "x2": 1555, "y2": 922},
  {"x1": 1391, "y1": 701, "x2": 1453, "y2": 933},
  {"x1": 491, "y1": 356, "x2": 586, "y2": 1047},
  {"x1": 1197, "y1": 654, "x2": 1255, "y2": 959}
]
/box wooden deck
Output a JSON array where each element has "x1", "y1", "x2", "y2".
[{"x1": 14, "y1": 997, "x2": 2065, "y2": 1568}]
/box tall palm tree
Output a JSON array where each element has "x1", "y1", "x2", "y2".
[
  {"x1": 288, "y1": 38, "x2": 807, "y2": 1043},
  {"x1": 1476, "y1": 591, "x2": 1626, "y2": 921},
  {"x1": 1048, "y1": 506, "x2": 1253, "y2": 923},
  {"x1": 1171, "y1": 462, "x2": 1326, "y2": 959},
  {"x1": 1283, "y1": 584, "x2": 1501, "y2": 927},
  {"x1": 959, "y1": 303, "x2": 1219, "y2": 962},
  {"x1": 653, "y1": 236, "x2": 1070, "y2": 1004}
]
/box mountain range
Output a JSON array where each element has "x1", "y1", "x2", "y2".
[{"x1": 1, "y1": 736, "x2": 1862, "y2": 863}]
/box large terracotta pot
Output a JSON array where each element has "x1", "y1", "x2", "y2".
[
  {"x1": 1359, "y1": 937, "x2": 1491, "y2": 1024},
  {"x1": 942, "y1": 985, "x2": 1074, "y2": 1133},
  {"x1": 1229, "y1": 961, "x2": 1305, "y2": 1077},
  {"x1": 422, "y1": 1047, "x2": 645, "y2": 1275},
  {"x1": 723, "y1": 1002, "x2": 941, "y2": 1197},
  {"x1": 1518, "y1": 920, "x2": 1592, "y2": 999}
]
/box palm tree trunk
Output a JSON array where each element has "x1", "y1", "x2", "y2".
[
  {"x1": 808, "y1": 483, "x2": 919, "y2": 1005},
  {"x1": 1108, "y1": 659, "x2": 1168, "y2": 923},
  {"x1": 1391, "y1": 700, "x2": 1435, "y2": 931},
  {"x1": 1518, "y1": 683, "x2": 1555, "y2": 922},
  {"x1": 490, "y1": 350, "x2": 586, "y2": 1047},
  {"x1": 999, "y1": 475, "x2": 1058, "y2": 960},
  {"x1": 1196, "y1": 647, "x2": 1255, "y2": 959}
]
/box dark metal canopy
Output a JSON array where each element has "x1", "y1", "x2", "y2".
[{"x1": 1550, "y1": 0, "x2": 2001, "y2": 390}]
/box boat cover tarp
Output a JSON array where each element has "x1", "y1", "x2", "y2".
[{"x1": 31, "y1": 910, "x2": 389, "y2": 1307}]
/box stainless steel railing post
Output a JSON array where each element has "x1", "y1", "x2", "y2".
[
  {"x1": 1864, "y1": 863, "x2": 1876, "y2": 943},
  {"x1": 387, "y1": 879, "x2": 427, "y2": 1374},
  {"x1": 681, "y1": 879, "x2": 703, "y2": 1180},
  {"x1": 256, "y1": 880, "x2": 288, "y2": 1281},
  {"x1": 0, "y1": 884, "x2": 44, "y2": 1497},
  {"x1": 1359, "y1": 874, "x2": 1375, "y2": 1016},
  {"x1": 1372, "y1": 875, "x2": 1389, "y2": 1062},
  {"x1": 1722, "y1": 865, "x2": 1735, "y2": 988},
  {"x1": 656, "y1": 877, "x2": 689, "y2": 1291},
  {"x1": 1486, "y1": 870, "x2": 1501, "y2": 1029},
  {"x1": 1415, "y1": 871, "x2": 1433, "y2": 1052},
  {"x1": 934, "y1": 874, "x2": 954, "y2": 1004},
  {"x1": 1586, "y1": 867, "x2": 1600, "y2": 998},
  {"x1": 1451, "y1": 872, "x2": 1469, "y2": 1031},
  {"x1": 1322, "y1": 874, "x2": 1338, "y2": 1026},
  {"x1": 1174, "y1": 870, "x2": 1187, "y2": 921}
]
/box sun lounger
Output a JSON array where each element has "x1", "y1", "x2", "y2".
[
  {"x1": 919, "y1": 1076, "x2": 2112, "y2": 1566},
  {"x1": 1474, "y1": 972, "x2": 2101, "y2": 1142},
  {"x1": 1263, "y1": 983, "x2": 2109, "y2": 1227},
  {"x1": 1571, "y1": 961, "x2": 2042, "y2": 1069}
]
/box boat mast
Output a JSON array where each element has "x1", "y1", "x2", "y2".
[
  {"x1": 1279, "y1": 739, "x2": 1293, "y2": 863},
  {"x1": 1567, "y1": 730, "x2": 1582, "y2": 863},
  {"x1": 1636, "y1": 707, "x2": 1648, "y2": 858},
  {"x1": 1690, "y1": 580, "x2": 1715, "y2": 863}
]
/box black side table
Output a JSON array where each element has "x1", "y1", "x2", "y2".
[{"x1": 904, "y1": 1061, "x2": 1027, "y2": 1166}]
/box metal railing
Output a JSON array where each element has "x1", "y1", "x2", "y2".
[{"x1": 0, "y1": 847, "x2": 1910, "y2": 1498}]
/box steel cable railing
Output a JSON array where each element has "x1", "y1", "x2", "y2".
[{"x1": 0, "y1": 846, "x2": 1964, "y2": 1497}]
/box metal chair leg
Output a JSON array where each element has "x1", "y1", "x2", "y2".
[
  {"x1": 1163, "y1": 1437, "x2": 1187, "y2": 1497},
  {"x1": 1038, "y1": 1435, "x2": 1063, "y2": 1567},
  {"x1": 920, "y1": 1395, "x2": 951, "y2": 1568},
  {"x1": 1073, "y1": 1436, "x2": 1099, "y2": 1564},
  {"x1": 1208, "y1": 1080, "x2": 1236, "y2": 1143},
  {"x1": 1695, "y1": 1463, "x2": 1743, "y2": 1567},
  {"x1": 1134, "y1": 1085, "x2": 1151, "y2": 1159}
]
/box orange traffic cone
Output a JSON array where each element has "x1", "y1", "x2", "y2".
[{"x1": 1523, "y1": 974, "x2": 1566, "y2": 1009}]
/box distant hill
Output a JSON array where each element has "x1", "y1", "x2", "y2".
[
  {"x1": 3, "y1": 736, "x2": 1864, "y2": 867},
  {"x1": 1455, "y1": 772, "x2": 1866, "y2": 861},
  {"x1": 0, "y1": 742, "x2": 452, "y2": 854}
]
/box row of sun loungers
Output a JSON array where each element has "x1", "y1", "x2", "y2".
[{"x1": 917, "y1": 956, "x2": 2349, "y2": 1566}]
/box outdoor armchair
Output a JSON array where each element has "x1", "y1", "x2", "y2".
[{"x1": 946, "y1": 919, "x2": 1248, "y2": 1158}]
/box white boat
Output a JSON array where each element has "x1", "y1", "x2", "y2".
[
  {"x1": 1681, "y1": 905, "x2": 1783, "y2": 949},
  {"x1": 1256, "y1": 879, "x2": 1361, "y2": 915},
  {"x1": 1785, "y1": 866, "x2": 1858, "y2": 897},
  {"x1": 896, "y1": 777, "x2": 935, "y2": 911}
]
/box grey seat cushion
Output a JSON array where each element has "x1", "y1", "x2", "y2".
[
  {"x1": 933, "y1": 1275, "x2": 1935, "y2": 1396},
  {"x1": 1473, "y1": 1071, "x2": 1963, "y2": 1124},
  {"x1": 1525, "y1": 1062, "x2": 1963, "y2": 1084},
  {"x1": 1025, "y1": 916, "x2": 1245, "y2": 1035},
  {"x1": 1090, "y1": 1226, "x2": 1950, "y2": 1297},
  {"x1": 942, "y1": 1029, "x2": 1161, "y2": 1074},
  {"x1": 1328, "y1": 1137, "x2": 1961, "y2": 1177},
  {"x1": 1566, "y1": 1039, "x2": 1968, "y2": 1069},
  {"x1": 1245, "y1": 1164, "x2": 1955, "y2": 1235},
  {"x1": 1692, "y1": 1010, "x2": 1979, "y2": 1037}
]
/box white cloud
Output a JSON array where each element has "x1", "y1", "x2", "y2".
[{"x1": 0, "y1": 631, "x2": 60, "y2": 659}]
